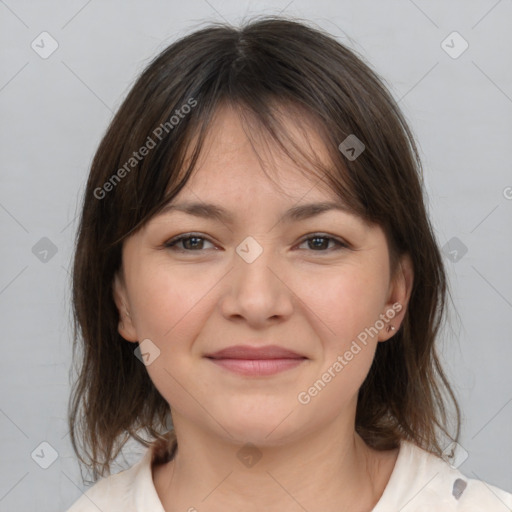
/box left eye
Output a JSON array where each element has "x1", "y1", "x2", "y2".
[{"x1": 297, "y1": 235, "x2": 347, "y2": 251}]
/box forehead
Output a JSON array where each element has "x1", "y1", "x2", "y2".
[{"x1": 176, "y1": 103, "x2": 340, "y2": 202}]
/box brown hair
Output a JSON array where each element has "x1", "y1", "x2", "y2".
[{"x1": 68, "y1": 15, "x2": 461, "y2": 481}]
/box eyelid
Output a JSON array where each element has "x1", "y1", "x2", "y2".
[
  {"x1": 296, "y1": 233, "x2": 350, "y2": 250},
  {"x1": 163, "y1": 232, "x2": 217, "y2": 251}
]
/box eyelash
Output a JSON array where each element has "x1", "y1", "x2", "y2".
[{"x1": 163, "y1": 232, "x2": 349, "y2": 253}]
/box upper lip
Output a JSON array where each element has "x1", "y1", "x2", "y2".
[{"x1": 205, "y1": 345, "x2": 306, "y2": 360}]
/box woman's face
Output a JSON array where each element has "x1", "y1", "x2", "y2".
[{"x1": 113, "y1": 105, "x2": 413, "y2": 446}]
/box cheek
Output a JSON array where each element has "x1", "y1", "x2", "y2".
[
  {"x1": 303, "y1": 265, "x2": 387, "y2": 345},
  {"x1": 129, "y1": 263, "x2": 215, "y2": 341},
  {"x1": 298, "y1": 271, "x2": 382, "y2": 408},
  {"x1": 296, "y1": 264, "x2": 387, "y2": 401},
  {"x1": 128, "y1": 266, "x2": 216, "y2": 411}
]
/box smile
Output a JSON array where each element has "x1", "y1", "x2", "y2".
[{"x1": 206, "y1": 357, "x2": 306, "y2": 376}]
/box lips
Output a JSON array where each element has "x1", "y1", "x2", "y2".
[
  {"x1": 204, "y1": 344, "x2": 307, "y2": 376},
  {"x1": 205, "y1": 344, "x2": 305, "y2": 360}
]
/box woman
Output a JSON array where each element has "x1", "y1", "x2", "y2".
[{"x1": 66, "y1": 16, "x2": 512, "y2": 511}]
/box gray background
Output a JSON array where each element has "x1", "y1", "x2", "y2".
[{"x1": 1, "y1": 0, "x2": 511, "y2": 510}]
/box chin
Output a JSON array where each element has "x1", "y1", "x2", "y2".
[{"x1": 214, "y1": 404, "x2": 305, "y2": 447}]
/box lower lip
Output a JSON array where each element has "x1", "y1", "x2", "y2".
[{"x1": 207, "y1": 358, "x2": 305, "y2": 376}]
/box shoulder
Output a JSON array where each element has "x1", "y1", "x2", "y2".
[
  {"x1": 64, "y1": 460, "x2": 140, "y2": 512},
  {"x1": 386, "y1": 440, "x2": 512, "y2": 511},
  {"x1": 374, "y1": 439, "x2": 512, "y2": 511},
  {"x1": 64, "y1": 447, "x2": 164, "y2": 512},
  {"x1": 456, "y1": 478, "x2": 512, "y2": 511}
]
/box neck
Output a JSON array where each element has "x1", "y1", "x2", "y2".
[{"x1": 152, "y1": 413, "x2": 399, "y2": 512}]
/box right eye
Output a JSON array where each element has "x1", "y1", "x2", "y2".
[{"x1": 163, "y1": 233, "x2": 217, "y2": 252}]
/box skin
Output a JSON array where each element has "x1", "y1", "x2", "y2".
[{"x1": 113, "y1": 104, "x2": 414, "y2": 512}]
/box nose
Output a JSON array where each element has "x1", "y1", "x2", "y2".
[{"x1": 219, "y1": 240, "x2": 294, "y2": 327}]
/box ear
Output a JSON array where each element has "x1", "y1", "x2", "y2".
[
  {"x1": 379, "y1": 252, "x2": 414, "y2": 342},
  {"x1": 112, "y1": 271, "x2": 138, "y2": 343}
]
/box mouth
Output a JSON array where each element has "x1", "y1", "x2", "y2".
[{"x1": 204, "y1": 344, "x2": 307, "y2": 377}]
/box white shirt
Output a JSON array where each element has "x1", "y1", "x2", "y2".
[{"x1": 65, "y1": 438, "x2": 512, "y2": 511}]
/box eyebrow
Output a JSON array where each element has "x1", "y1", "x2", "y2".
[{"x1": 157, "y1": 200, "x2": 355, "y2": 225}]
